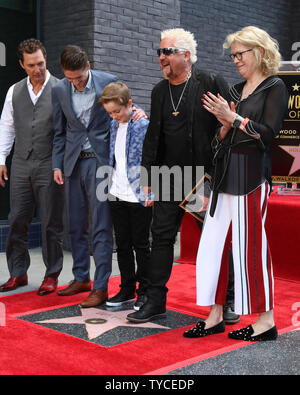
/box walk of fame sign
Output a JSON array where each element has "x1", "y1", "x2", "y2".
[{"x1": 272, "y1": 65, "x2": 300, "y2": 194}]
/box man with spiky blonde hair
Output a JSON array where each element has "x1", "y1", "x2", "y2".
[
  {"x1": 161, "y1": 28, "x2": 198, "y2": 64},
  {"x1": 127, "y1": 29, "x2": 238, "y2": 323}
]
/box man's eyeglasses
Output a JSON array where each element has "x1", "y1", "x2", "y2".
[
  {"x1": 229, "y1": 49, "x2": 253, "y2": 61},
  {"x1": 157, "y1": 47, "x2": 187, "y2": 57}
]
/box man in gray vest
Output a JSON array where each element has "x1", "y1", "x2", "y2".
[{"x1": 0, "y1": 39, "x2": 64, "y2": 295}]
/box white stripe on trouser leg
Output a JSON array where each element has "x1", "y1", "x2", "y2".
[
  {"x1": 233, "y1": 194, "x2": 250, "y2": 315},
  {"x1": 196, "y1": 192, "x2": 232, "y2": 306},
  {"x1": 233, "y1": 183, "x2": 273, "y2": 315},
  {"x1": 260, "y1": 182, "x2": 273, "y2": 312}
]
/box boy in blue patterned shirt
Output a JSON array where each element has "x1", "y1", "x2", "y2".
[{"x1": 100, "y1": 82, "x2": 153, "y2": 311}]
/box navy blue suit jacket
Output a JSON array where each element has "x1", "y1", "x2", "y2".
[{"x1": 52, "y1": 70, "x2": 118, "y2": 177}]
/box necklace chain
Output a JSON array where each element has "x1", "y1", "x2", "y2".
[
  {"x1": 241, "y1": 76, "x2": 266, "y2": 99},
  {"x1": 168, "y1": 70, "x2": 191, "y2": 116}
]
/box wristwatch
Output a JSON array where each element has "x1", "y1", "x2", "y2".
[{"x1": 232, "y1": 114, "x2": 244, "y2": 128}]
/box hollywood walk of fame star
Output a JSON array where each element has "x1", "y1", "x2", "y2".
[
  {"x1": 279, "y1": 145, "x2": 300, "y2": 175},
  {"x1": 36, "y1": 307, "x2": 170, "y2": 340}
]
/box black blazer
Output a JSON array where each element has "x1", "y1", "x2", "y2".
[{"x1": 141, "y1": 65, "x2": 229, "y2": 186}]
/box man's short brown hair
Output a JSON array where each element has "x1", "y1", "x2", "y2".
[
  {"x1": 60, "y1": 45, "x2": 88, "y2": 71},
  {"x1": 17, "y1": 38, "x2": 47, "y2": 63},
  {"x1": 99, "y1": 82, "x2": 131, "y2": 107}
]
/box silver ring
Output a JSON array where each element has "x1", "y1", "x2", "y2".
[{"x1": 211, "y1": 106, "x2": 215, "y2": 110}]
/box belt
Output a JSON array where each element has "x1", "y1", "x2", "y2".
[{"x1": 79, "y1": 151, "x2": 96, "y2": 159}]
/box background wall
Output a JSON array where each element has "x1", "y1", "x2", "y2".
[
  {"x1": 180, "y1": 0, "x2": 293, "y2": 86},
  {"x1": 40, "y1": 0, "x2": 299, "y2": 114},
  {"x1": 41, "y1": 0, "x2": 181, "y2": 114}
]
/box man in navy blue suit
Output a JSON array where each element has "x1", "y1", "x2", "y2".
[{"x1": 52, "y1": 45, "x2": 145, "y2": 307}]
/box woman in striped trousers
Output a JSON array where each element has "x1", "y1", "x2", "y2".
[{"x1": 184, "y1": 26, "x2": 288, "y2": 341}]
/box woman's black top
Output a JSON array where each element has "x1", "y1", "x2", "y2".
[{"x1": 210, "y1": 76, "x2": 289, "y2": 216}]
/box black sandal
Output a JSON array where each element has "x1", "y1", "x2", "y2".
[
  {"x1": 228, "y1": 325, "x2": 278, "y2": 341},
  {"x1": 183, "y1": 320, "x2": 225, "y2": 338}
]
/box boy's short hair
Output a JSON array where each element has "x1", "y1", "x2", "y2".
[{"x1": 99, "y1": 82, "x2": 131, "y2": 106}]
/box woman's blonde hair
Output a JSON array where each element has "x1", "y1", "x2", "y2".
[
  {"x1": 99, "y1": 82, "x2": 131, "y2": 106},
  {"x1": 161, "y1": 28, "x2": 197, "y2": 64},
  {"x1": 223, "y1": 26, "x2": 282, "y2": 76}
]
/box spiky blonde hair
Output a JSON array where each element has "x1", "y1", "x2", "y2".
[{"x1": 161, "y1": 28, "x2": 197, "y2": 64}]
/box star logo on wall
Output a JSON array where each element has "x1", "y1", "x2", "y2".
[
  {"x1": 292, "y1": 83, "x2": 300, "y2": 91},
  {"x1": 279, "y1": 145, "x2": 300, "y2": 175},
  {"x1": 36, "y1": 307, "x2": 170, "y2": 340}
]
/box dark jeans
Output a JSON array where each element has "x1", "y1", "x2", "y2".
[
  {"x1": 109, "y1": 197, "x2": 152, "y2": 295},
  {"x1": 146, "y1": 201, "x2": 185, "y2": 307}
]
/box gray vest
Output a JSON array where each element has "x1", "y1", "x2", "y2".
[{"x1": 12, "y1": 75, "x2": 59, "y2": 160}]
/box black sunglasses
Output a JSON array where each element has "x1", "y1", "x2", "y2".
[{"x1": 157, "y1": 47, "x2": 187, "y2": 57}]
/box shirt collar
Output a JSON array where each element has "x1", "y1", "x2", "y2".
[
  {"x1": 27, "y1": 70, "x2": 50, "y2": 90},
  {"x1": 71, "y1": 70, "x2": 93, "y2": 93}
]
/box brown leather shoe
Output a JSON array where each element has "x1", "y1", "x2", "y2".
[
  {"x1": 57, "y1": 280, "x2": 91, "y2": 296},
  {"x1": 37, "y1": 277, "x2": 58, "y2": 296},
  {"x1": 79, "y1": 289, "x2": 108, "y2": 308},
  {"x1": 0, "y1": 276, "x2": 28, "y2": 292}
]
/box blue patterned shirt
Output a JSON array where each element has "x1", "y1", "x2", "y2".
[{"x1": 71, "y1": 70, "x2": 95, "y2": 151}]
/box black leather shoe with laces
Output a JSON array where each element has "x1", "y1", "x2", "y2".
[
  {"x1": 228, "y1": 325, "x2": 278, "y2": 341},
  {"x1": 183, "y1": 320, "x2": 225, "y2": 338},
  {"x1": 127, "y1": 302, "x2": 166, "y2": 323}
]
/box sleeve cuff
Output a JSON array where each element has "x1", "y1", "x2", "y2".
[{"x1": 0, "y1": 155, "x2": 7, "y2": 165}]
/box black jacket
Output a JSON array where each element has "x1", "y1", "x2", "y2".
[
  {"x1": 213, "y1": 76, "x2": 288, "y2": 194},
  {"x1": 141, "y1": 65, "x2": 229, "y2": 186}
]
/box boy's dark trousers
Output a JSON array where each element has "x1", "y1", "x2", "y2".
[{"x1": 109, "y1": 198, "x2": 152, "y2": 296}]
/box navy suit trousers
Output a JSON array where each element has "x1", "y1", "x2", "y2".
[{"x1": 65, "y1": 158, "x2": 113, "y2": 291}]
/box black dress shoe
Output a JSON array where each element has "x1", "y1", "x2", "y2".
[
  {"x1": 127, "y1": 302, "x2": 166, "y2": 323},
  {"x1": 183, "y1": 320, "x2": 225, "y2": 338},
  {"x1": 228, "y1": 325, "x2": 278, "y2": 342},
  {"x1": 223, "y1": 305, "x2": 240, "y2": 325}
]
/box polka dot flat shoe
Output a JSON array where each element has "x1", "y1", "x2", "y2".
[
  {"x1": 228, "y1": 325, "x2": 278, "y2": 342},
  {"x1": 183, "y1": 320, "x2": 225, "y2": 338}
]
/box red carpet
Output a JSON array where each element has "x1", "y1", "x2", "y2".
[{"x1": 0, "y1": 264, "x2": 299, "y2": 375}]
